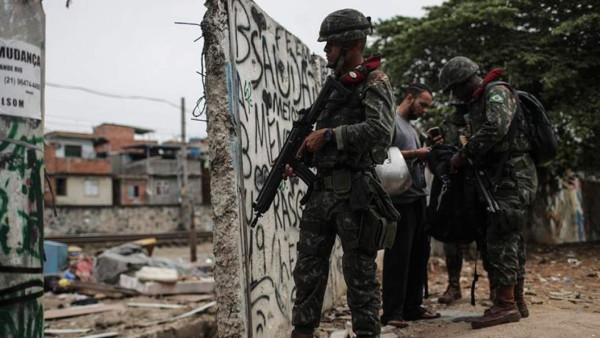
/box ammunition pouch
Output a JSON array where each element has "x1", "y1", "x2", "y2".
[
  {"x1": 315, "y1": 169, "x2": 352, "y2": 197},
  {"x1": 360, "y1": 207, "x2": 397, "y2": 250}
]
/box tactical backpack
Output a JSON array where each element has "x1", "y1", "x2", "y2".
[
  {"x1": 486, "y1": 81, "x2": 558, "y2": 167},
  {"x1": 424, "y1": 145, "x2": 484, "y2": 244}
]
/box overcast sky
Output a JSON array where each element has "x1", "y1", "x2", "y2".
[{"x1": 43, "y1": 0, "x2": 444, "y2": 141}]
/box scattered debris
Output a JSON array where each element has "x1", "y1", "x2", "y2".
[
  {"x1": 95, "y1": 316, "x2": 124, "y2": 329},
  {"x1": 548, "y1": 291, "x2": 591, "y2": 304},
  {"x1": 45, "y1": 304, "x2": 126, "y2": 320},
  {"x1": 71, "y1": 297, "x2": 99, "y2": 306},
  {"x1": 525, "y1": 290, "x2": 537, "y2": 296}
]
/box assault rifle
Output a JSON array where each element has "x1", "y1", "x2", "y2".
[
  {"x1": 249, "y1": 75, "x2": 351, "y2": 228},
  {"x1": 471, "y1": 164, "x2": 501, "y2": 214}
]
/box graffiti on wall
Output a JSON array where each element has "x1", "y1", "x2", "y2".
[
  {"x1": 529, "y1": 172, "x2": 600, "y2": 244},
  {"x1": 228, "y1": 0, "x2": 343, "y2": 335},
  {"x1": 0, "y1": 117, "x2": 45, "y2": 337}
]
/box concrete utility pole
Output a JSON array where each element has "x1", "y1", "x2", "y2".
[
  {"x1": 180, "y1": 97, "x2": 196, "y2": 261},
  {"x1": 0, "y1": 1, "x2": 45, "y2": 337}
]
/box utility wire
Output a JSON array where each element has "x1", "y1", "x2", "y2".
[{"x1": 46, "y1": 82, "x2": 182, "y2": 110}]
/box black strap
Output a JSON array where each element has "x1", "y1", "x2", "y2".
[{"x1": 470, "y1": 250, "x2": 480, "y2": 306}]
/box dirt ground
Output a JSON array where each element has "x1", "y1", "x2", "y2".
[
  {"x1": 43, "y1": 241, "x2": 600, "y2": 337},
  {"x1": 320, "y1": 241, "x2": 600, "y2": 338}
]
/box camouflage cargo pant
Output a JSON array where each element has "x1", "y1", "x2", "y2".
[
  {"x1": 486, "y1": 155, "x2": 537, "y2": 287},
  {"x1": 292, "y1": 188, "x2": 380, "y2": 336},
  {"x1": 443, "y1": 235, "x2": 492, "y2": 282}
]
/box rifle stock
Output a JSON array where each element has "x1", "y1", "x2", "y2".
[{"x1": 249, "y1": 75, "x2": 350, "y2": 228}]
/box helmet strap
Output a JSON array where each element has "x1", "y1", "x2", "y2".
[{"x1": 333, "y1": 44, "x2": 350, "y2": 75}]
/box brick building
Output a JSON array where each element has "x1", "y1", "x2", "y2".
[
  {"x1": 44, "y1": 124, "x2": 207, "y2": 207},
  {"x1": 44, "y1": 131, "x2": 112, "y2": 206},
  {"x1": 92, "y1": 123, "x2": 154, "y2": 155}
]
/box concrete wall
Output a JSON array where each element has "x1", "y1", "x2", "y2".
[
  {"x1": 44, "y1": 204, "x2": 214, "y2": 235},
  {"x1": 55, "y1": 176, "x2": 112, "y2": 206},
  {"x1": 0, "y1": 1, "x2": 45, "y2": 336},
  {"x1": 203, "y1": 0, "x2": 345, "y2": 336}
]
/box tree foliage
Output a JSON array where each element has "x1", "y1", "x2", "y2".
[{"x1": 369, "y1": 0, "x2": 600, "y2": 174}]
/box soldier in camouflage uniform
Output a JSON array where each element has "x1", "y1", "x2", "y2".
[
  {"x1": 437, "y1": 104, "x2": 471, "y2": 304},
  {"x1": 285, "y1": 9, "x2": 399, "y2": 338},
  {"x1": 439, "y1": 56, "x2": 537, "y2": 329},
  {"x1": 437, "y1": 104, "x2": 494, "y2": 305}
]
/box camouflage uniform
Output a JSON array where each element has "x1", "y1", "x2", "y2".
[
  {"x1": 439, "y1": 109, "x2": 493, "y2": 296},
  {"x1": 461, "y1": 85, "x2": 538, "y2": 288},
  {"x1": 292, "y1": 70, "x2": 397, "y2": 337}
]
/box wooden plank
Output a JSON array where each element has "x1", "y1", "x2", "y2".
[
  {"x1": 79, "y1": 333, "x2": 119, "y2": 338},
  {"x1": 44, "y1": 304, "x2": 126, "y2": 320},
  {"x1": 119, "y1": 274, "x2": 213, "y2": 295},
  {"x1": 70, "y1": 281, "x2": 139, "y2": 297},
  {"x1": 137, "y1": 301, "x2": 216, "y2": 327},
  {"x1": 45, "y1": 328, "x2": 92, "y2": 334},
  {"x1": 165, "y1": 294, "x2": 215, "y2": 303},
  {"x1": 126, "y1": 302, "x2": 183, "y2": 309}
]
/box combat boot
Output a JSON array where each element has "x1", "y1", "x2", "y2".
[
  {"x1": 439, "y1": 255, "x2": 462, "y2": 304},
  {"x1": 515, "y1": 278, "x2": 529, "y2": 318},
  {"x1": 484, "y1": 276, "x2": 496, "y2": 315},
  {"x1": 438, "y1": 282, "x2": 461, "y2": 304},
  {"x1": 471, "y1": 285, "x2": 521, "y2": 329}
]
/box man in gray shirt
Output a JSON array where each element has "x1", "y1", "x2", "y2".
[{"x1": 381, "y1": 83, "x2": 440, "y2": 328}]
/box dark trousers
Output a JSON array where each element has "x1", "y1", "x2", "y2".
[{"x1": 381, "y1": 197, "x2": 429, "y2": 323}]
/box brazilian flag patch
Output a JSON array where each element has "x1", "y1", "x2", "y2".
[{"x1": 488, "y1": 94, "x2": 505, "y2": 104}]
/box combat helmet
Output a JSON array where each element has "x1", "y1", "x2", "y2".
[
  {"x1": 318, "y1": 9, "x2": 372, "y2": 42},
  {"x1": 438, "y1": 56, "x2": 479, "y2": 93}
]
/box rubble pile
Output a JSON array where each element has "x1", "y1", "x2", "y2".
[{"x1": 43, "y1": 240, "x2": 216, "y2": 337}]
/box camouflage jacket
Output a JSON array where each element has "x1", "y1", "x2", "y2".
[{"x1": 461, "y1": 84, "x2": 530, "y2": 162}]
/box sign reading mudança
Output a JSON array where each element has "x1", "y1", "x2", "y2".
[{"x1": 0, "y1": 39, "x2": 42, "y2": 120}]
